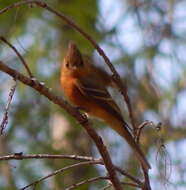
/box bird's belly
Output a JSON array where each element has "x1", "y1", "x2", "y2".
[{"x1": 61, "y1": 78, "x2": 113, "y2": 120}]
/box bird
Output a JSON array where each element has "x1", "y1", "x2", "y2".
[{"x1": 60, "y1": 42, "x2": 151, "y2": 170}]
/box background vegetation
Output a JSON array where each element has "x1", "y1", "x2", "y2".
[{"x1": 0, "y1": 0, "x2": 186, "y2": 189}]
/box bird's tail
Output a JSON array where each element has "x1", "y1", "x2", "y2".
[
  {"x1": 111, "y1": 120, "x2": 151, "y2": 170},
  {"x1": 122, "y1": 123, "x2": 151, "y2": 170}
]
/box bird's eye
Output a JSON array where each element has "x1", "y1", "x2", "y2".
[{"x1": 66, "y1": 62, "x2": 69, "y2": 68}]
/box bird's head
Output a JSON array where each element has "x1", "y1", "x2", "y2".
[{"x1": 62, "y1": 42, "x2": 85, "y2": 76}]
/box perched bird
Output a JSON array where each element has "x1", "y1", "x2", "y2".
[{"x1": 60, "y1": 42, "x2": 151, "y2": 170}]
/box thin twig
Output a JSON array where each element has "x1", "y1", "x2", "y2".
[
  {"x1": 101, "y1": 183, "x2": 112, "y2": 190},
  {"x1": 136, "y1": 121, "x2": 152, "y2": 143},
  {"x1": 0, "y1": 153, "x2": 102, "y2": 162},
  {"x1": 65, "y1": 176, "x2": 109, "y2": 190},
  {"x1": 20, "y1": 160, "x2": 101, "y2": 190},
  {"x1": 120, "y1": 81, "x2": 137, "y2": 131},
  {"x1": 114, "y1": 166, "x2": 143, "y2": 187},
  {"x1": 121, "y1": 182, "x2": 141, "y2": 188},
  {"x1": 101, "y1": 181, "x2": 141, "y2": 190},
  {"x1": 0, "y1": 61, "x2": 123, "y2": 190},
  {"x1": 0, "y1": 36, "x2": 33, "y2": 78},
  {"x1": 0, "y1": 79, "x2": 17, "y2": 135}
]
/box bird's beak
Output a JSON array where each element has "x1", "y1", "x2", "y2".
[{"x1": 71, "y1": 64, "x2": 78, "y2": 70}]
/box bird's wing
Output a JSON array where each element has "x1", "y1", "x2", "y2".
[{"x1": 76, "y1": 79, "x2": 124, "y2": 122}]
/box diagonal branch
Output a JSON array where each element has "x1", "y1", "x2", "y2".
[
  {"x1": 114, "y1": 166, "x2": 143, "y2": 186},
  {"x1": 0, "y1": 153, "x2": 101, "y2": 162},
  {"x1": 102, "y1": 183, "x2": 112, "y2": 190},
  {"x1": 0, "y1": 36, "x2": 33, "y2": 78}
]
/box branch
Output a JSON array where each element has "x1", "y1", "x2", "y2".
[
  {"x1": 121, "y1": 182, "x2": 141, "y2": 188},
  {"x1": 0, "y1": 61, "x2": 122, "y2": 190},
  {"x1": 0, "y1": 153, "x2": 143, "y2": 186},
  {"x1": 114, "y1": 166, "x2": 143, "y2": 187},
  {"x1": 65, "y1": 176, "x2": 109, "y2": 190},
  {"x1": 0, "y1": 153, "x2": 101, "y2": 162},
  {"x1": 0, "y1": 36, "x2": 33, "y2": 78},
  {"x1": 65, "y1": 177, "x2": 140, "y2": 190},
  {"x1": 102, "y1": 183, "x2": 112, "y2": 190},
  {"x1": 20, "y1": 160, "x2": 101, "y2": 190},
  {"x1": 101, "y1": 181, "x2": 141, "y2": 190},
  {"x1": 142, "y1": 167, "x2": 151, "y2": 190},
  {"x1": 0, "y1": 79, "x2": 17, "y2": 135},
  {"x1": 136, "y1": 121, "x2": 152, "y2": 143}
]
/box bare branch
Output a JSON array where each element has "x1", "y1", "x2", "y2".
[
  {"x1": 101, "y1": 181, "x2": 141, "y2": 190},
  {"x1": 0, "y1": 79, "x2": 17, "y2": 135},
  {"x1": 0, "y1": 61, "x2": 122, "y2": 190},
  {"x1": 0, "y1": 36, "x2": 33, "y2": 78},
  {"x1": 142, "y1": 166, "x2": 151, "y2": 190},
  {"x1": 121, "y1": 182, "x2": 141, "y2": 188},
  {"x1": 20, "y1": 160, "x2": 101, "y2": 190},
  {"x1": 120, "y1": 81, "x2": 137, "y2": 131},
  {"x1": 101, "y1": 183, "x2": 112, "y2": 190},
  {"x1": 0, "y1": 153, "x2": 101, "y2": 162},
  {"x1": 0, "y1": 152, "x2": 144, "y2": 186},
  {"x1": 114, "y1": 166, "x2": 143, "y2": 187},
  {"x1": 65, "y1": 176, "x2": 109, "y2": 190},
  {"x1": 136, "y1": 121, "x2": 152, "y2": 143}
]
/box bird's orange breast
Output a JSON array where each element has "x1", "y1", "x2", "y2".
[{"x1": 61, "y1": 76, "x2": 87, "y2": 108}]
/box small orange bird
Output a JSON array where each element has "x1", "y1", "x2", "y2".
[{"x1": 60, "y1": 42, "x2": 151, "y2": 170}]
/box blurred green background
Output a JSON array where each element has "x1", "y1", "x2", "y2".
[{"x1": 0, "y1": 0, "x2": 186, "y2": 189}]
